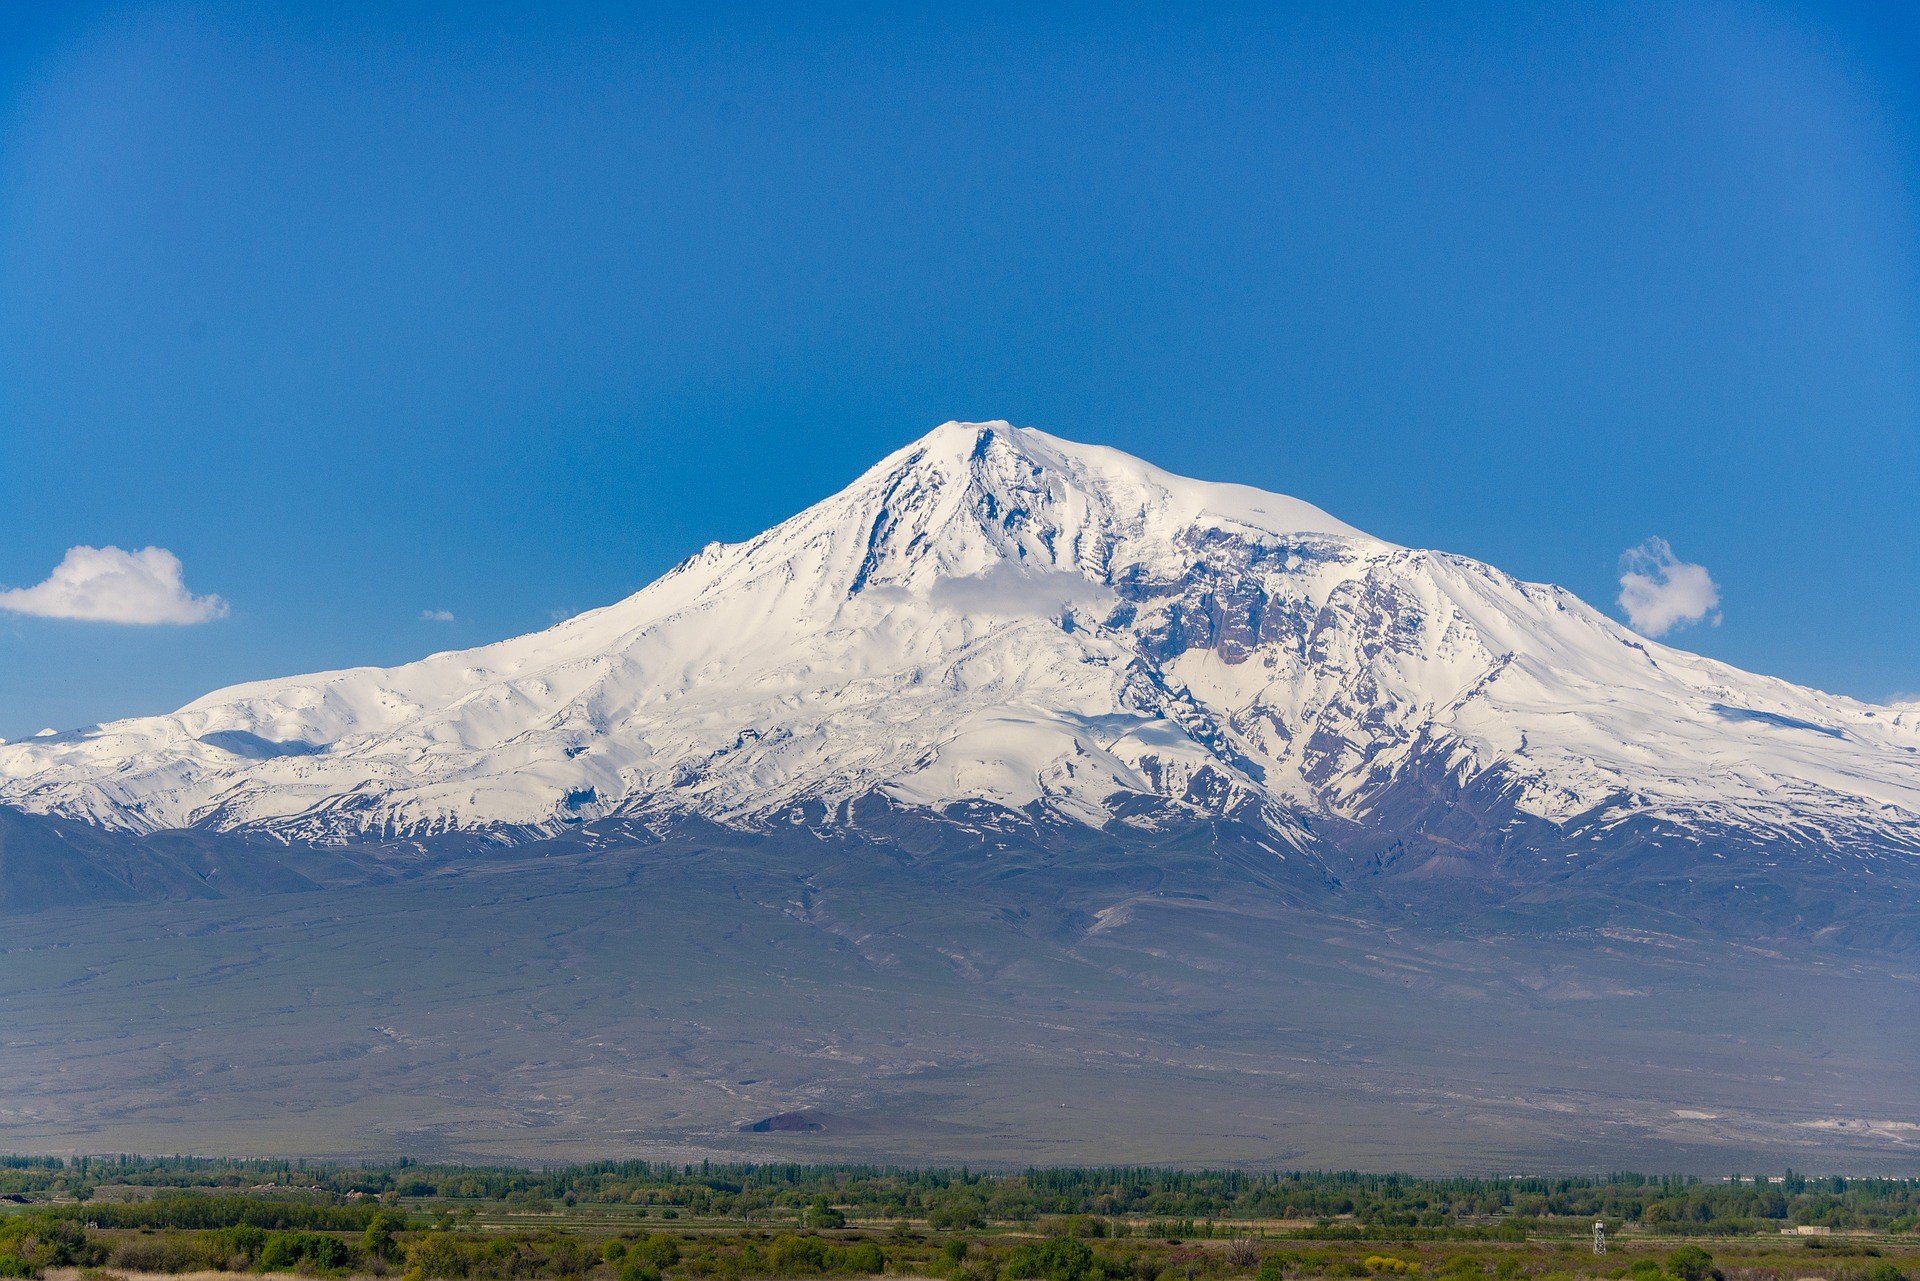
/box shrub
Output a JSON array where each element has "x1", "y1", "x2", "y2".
[
  {"x1": 405, "y1": 1233, "x2": 473, "y2": 1279},
  {"x1": 1004, "y1": 1236, "x2": 1096, "y2": 1281},
  {"x1": 1044, "y1": 1217, "x2": 1110, "y2": 1241},
  {"x1": 768, "y1": 1235, "x2": 833, "y2": 1275},
  {"x1": 1668, "y1": 1246, "x2": 1716, "y2": 1281},
  {"x1": 0, "y1": 1215, "x2": 96, "y2": 1272},
  {"x1": 208, "y1": 1223, "x2": 270, "y2": 1268},
  {"x1": 929, "y1": 1203, "x2": 986, "y2": 1232},
  {"x1": 111, "y1": 1234, "x2": 220, "y2": 1273},
  {"x1": 630, "y1": 1233, "x2": 682, "y2": 1271},
  {"x1": 841, "y1": 1242, "x2": 884, "y2": 1274},
  {"x1": 761, "y1": 1234, "x2": 886, "y2": 1276},
  {"x1": 260, "y1": 1230, "x2": 352, "y2": 1272}
]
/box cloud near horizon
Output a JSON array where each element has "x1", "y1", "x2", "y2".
[
  {"x1": 1618, "y1": 537, "x2": 1720, "y2": 636},
  {"x1": 0, "y1": 546, "x2": 229, "y2": 625},
  {"x1": 420, "y1": 608, "x2": 457, "y2": 622}
]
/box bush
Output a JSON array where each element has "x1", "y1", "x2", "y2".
[
  {"x1": 0, "y1": 1215, "x2": 97, "y2": 1272},
  {"x1": 1668, "y1": 1247, "x2": 1716, "y2": 1281},
  {"x1": 405, "y1": 1233, "x2": 473, "y2": 1279},
  {"x1": 768, "y1": 1235, "x2": 833, "y2": 1275},
  {"x1": 929, "y1": 1203, "x2": 986, "y2": 1232},
  {"x1": 1004, "y1": 1236, "x2": 1096, "y2": 1281},
  {"x1": 1044, "y1": 1217, "x2": 1110, "y2": 1241},
  {"x1": 208, "y1": 1224, "x2": 270, "y2": 1268},
  {"x1": 630, "y1": 1233, "x2": 681, "y2": 1271},
  {"x1": 260, "y1": 1230, "x2": 352, "y2": 1272},
  {"x1": 842, "y1": 1242, "x2": 885, "y2": 1274},
  {"x1": 761, "y1": 1234, "x2": 886, "y2": 1276},
  {"x1": 0, "y1": 1256, "x2": 31, "y2": 1280},
  {"x1": 111, "y1": 1234, "x2": 222, "y2": 1273}
]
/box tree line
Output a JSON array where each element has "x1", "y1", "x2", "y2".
[{"x1": 2, "y1": 1159, "x2": 1916, "y2": 1235}]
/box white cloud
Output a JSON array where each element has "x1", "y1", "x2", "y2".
[
  {"x1": 548, "y1": 607, "x2": 576, "y2": 623},
  {"x1": 0, "y1": 546, "x2": 228, "y2": 625},
  {"x1": 420, "y1": 608, "x2": 457, "y2": 623},
  {"x1": 1617, "y1": 537, "x2": 1720, "y2": 636}
]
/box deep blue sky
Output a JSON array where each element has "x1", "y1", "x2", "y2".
[{"x1": 2, "y1": 2, "x2": 1917, "y2": 738}]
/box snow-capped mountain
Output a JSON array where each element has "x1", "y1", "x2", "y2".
[{"x1": 4, "y1": 422, "x2": 1919, "y2": 870}]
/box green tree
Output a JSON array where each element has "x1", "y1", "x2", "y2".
[{"x1": 364, "y1": 1210, "x2": 404, "y2": 1262}]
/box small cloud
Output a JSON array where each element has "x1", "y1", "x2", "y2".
[
  {"x1": 420, "y1": 608, "x2": 457, "y2": 623},
  {"x1": 548, "y1": 607, "x2": 576, "y2": 623},
  {"x1": 1618, "y1": 537, "x2": 1721, "y2": 636},
  {"x1": 0, "y1": 545, "x2": 228, "y2": 625}
]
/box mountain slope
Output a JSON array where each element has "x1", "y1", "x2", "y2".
[{"x1": 3, "y1": 422, "x2": 1917, "y2": 885}]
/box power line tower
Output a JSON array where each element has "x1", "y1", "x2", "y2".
[{"x1": 1593, "y1": 1222, "x2": 1607, "y2": 1256}]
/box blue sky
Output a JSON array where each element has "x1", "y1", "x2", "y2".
[{"x1": 1, "y1": 2, "x2": 1917, "y2": 738}]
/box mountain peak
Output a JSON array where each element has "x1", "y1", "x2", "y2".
[
  {"x1": 849, "y1": 420, "x2": 1385, "y2": 589},
  {"x1": 1, "y1": 422, "x2": 1916, "y2": 867}
]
